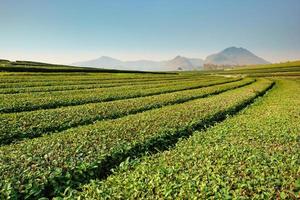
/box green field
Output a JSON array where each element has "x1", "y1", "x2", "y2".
[
  {"x1": 0, "y1": 62, "x2": 299, "y2": 199},
  {"x1": 0, "y1": 60, "x2": 170, "y2": 74},
  {"x1": 205, "y1": 60, "x2": 300, "y2": 77}
]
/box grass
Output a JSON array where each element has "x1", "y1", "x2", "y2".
[
  {"x1": 208, "y1": 60, "x2": 300, "y2": 77},
  {"x1": 0, "y1": 77, "x2": 238, "y2": 113},
  {"x1": 0, "y1": 61, "x2": 298, "y2": 199},
  {"x1": 0, "y1": 78, "x2": 254, "y2": 145},
  {"x1": 73, "y1": 79, "x2": 299, "y2": 199},
  {"x1": 0, "y1": 60, "x2": 173, "y2": 74},
  {"x1": 0, "y1": 79, "x2": 272, "y2": 198}
]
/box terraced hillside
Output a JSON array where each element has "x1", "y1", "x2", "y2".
[
  {"x1": 206, "y1": 60, "x2": 300, "y2": 77},
  {"x1": 0, "y1": 60, "x2": 170, "y2": 74},
  {"x1": 0, "y1": 69, "x2": 299, "y2": 199}
]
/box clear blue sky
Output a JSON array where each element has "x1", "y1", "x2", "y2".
[{"x1": 1, "y1": 0, "x2": 299, "y2": 64}]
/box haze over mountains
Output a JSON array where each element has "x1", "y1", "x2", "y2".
[
  {"x1": 73, "y1": 56, "x2": 204, "y2": 71},
  {"x1": 73, "y1": 47, "x2": 269, "y2": 71}
]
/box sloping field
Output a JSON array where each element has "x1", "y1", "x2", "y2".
[
  {"x1": 0, "y1": 60, "x2": 170, "y2": 74},
  {"x1": 207, "y1": 60, "x2": 300, "y2": 77},
  {"x1": 0, "y1": 70, "x2": 298, "y2": 199},
  {"x1": 74, "y1": 79, "x2": 299, "y2": 199},
  {"x1": 234, "y1": 60, "x2": 300, "y2": 70}
]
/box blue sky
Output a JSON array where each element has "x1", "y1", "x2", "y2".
[{"x1": 0, "y1": 0, "x2": 299, "y2": 64}]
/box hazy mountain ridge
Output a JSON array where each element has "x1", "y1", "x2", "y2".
[
  {"x1": 73, "y1": 47, "x2": 269, "y2": 71},
  {"x1": 73, "y1": 56, "x2": 204, "y2": 71}
]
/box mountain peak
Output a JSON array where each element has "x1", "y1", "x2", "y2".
[
  {"x1": 204, "y1": 47, "x2": 269, "y2": 67},
  {"x1": 173, "y1": 55, "x2": 185, "y2": 59},
  {"x1": 165, "y1": 56, "x2": 194, "y2": 70},
  {"x1": 224, "y1": 46, "x2": 244, "y2": 51},
  {"x1": 100, "y1": 56, "x2": 112, "y2": 59},
  {"x1": 97, "y1": 56, "x2": 119, "y2": 60},
  {"x1": 222, "y1": 47, "x2": 252, "y2": 55}
]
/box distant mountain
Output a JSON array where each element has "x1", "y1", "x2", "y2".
[
  {"x1": 162, "y1": 56, "x2": 204, "y2": 71},
  {"x1": 73, "y1": 56, "x2": 204, "y2": 71},
  {"x1": 73, "y1": 47, "x2": 268, "y2": 71},
  {"x1": 162, "y1": 56, "x2": 192, "y2": 71},
  {"x1": 73, "y1": 56, "x2": 124, "y2": 69},
  {"x1": 204, "y1": 47, "x2": 269, "y2": 69}
]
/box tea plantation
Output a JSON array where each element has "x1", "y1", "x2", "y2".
[{"x1": 0, "y1": 61, "x2": 299, "y2": 199}]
